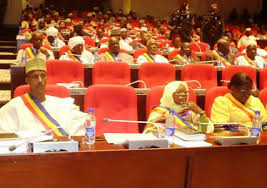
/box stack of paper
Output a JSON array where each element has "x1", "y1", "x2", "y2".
[{"x1": 174, "y1": 127, "x2": 206, "y2": 141}]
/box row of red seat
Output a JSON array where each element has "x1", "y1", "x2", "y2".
[
  {"x1": 43, "y1": 60, "x2": 267, "y2": 89},
  {"x1": 13, "y1": 84, "x2": 267, "y2": 135}
]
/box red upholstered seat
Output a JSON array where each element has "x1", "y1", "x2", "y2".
[
  {"x1": 189, "y1": 42, "x2": 210, "y2": 52},
  {"x1": 159, "y1": 40, "x2": 173, "y2": 48},
  {"x1": 258, "y1": 88, "x2": 267, "y2": 107},
  {"x1": 19, "y1": 43, "x2": 33, "y2": 50},
  {"x1": 13, "y1": 85, "x2": 70, "y2": 98},
  {"x1": 260, "y1": 68, "x2": 267, "y2": 89},
  {"x1": 200, "y1": 50, "x2": 213, "y2": 61},
  {"x1": 138, "y1": 63, "x2": 176, "y2": 88},
  {"x1": 146, "y1": 85, "x2": 197, "y2": 119},
  {"x1": 168, "y1": 49, "x2": 180, "y2": 60},
  {"x1": 205, "y1": 86, "x2": 230, "y2": 118},
  {"x1": 46, "y1": 60, "x2": 84, "y2": 85},
  {"x1": 238, "y1": 45, "x2": 246, "y2": 52},
  {"x1": 92, "y1": 62, "x2": 130, "y2": 85},
  {"x1": 221, "y1": 65, "x2": 257, "y2": 88},
  {"x1": 59, "y1": 45, "x2": 71, "y2": 57},
  {"x1": 84, "y1": 85, "x2": 139, "y2": 136},
  {"x1": 181, "y1": 64, "x2": 217, "y2": 89},
  {"x1": 83, "y1": 36, "x2": 95, "y2": 47}
]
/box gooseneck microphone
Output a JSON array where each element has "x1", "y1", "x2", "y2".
[{"x1": 9, "y1": 126, "x2": 71, "y2": 152}]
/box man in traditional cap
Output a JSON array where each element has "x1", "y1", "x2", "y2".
[
  {"x1": 171, "y1": 42, "x2": 199, "y2": 65},
  {"x1": 0, "y1": 58, "x2": 86, "y2": 136},
  {"x1": 137, "y1": 39, "x2": 169, "y2": 64},
  {"x1": 119, "y1": 28, "x2": 134, "y2": 52},
  {"x1": 60, "y1": 36, "x2": 94, "y2": 63},
  {"x1": 16, "y1": 31, "x2": 55, "y2": 64},
  {"x1": 44, "y1": 27, "x2": 65, "y2": 48},
  {"x1": 98, "y1": 36, "x2": 134, "y2": 64},
  {"x1": 237, "y1": 28, "x2": 257, "y2": 48}
]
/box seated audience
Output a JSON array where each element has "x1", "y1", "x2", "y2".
[
  {"x1": 0, "y1": 58, "x2": 86, "y2": 136},
  {"x1": 137, "y1": 39, "x2": 168, "y2": 63},
  {"x1": 211, "y1": 73, "x2": 267, "y2": 128},
  {"x1": 171, "y1": 42, "x2": 200, "y2": 64},
  {"x1": 144, "y1": 81, "x2": 213, "y2": 134},
  {"x1": 168, "y1": 37, "x2": 181, "y2": 52},
  {"x1": 60, "y1": 36, "x2": 94, "y2": 63},
  {"x1": 44, "y1": 27, "x2": 65, "y2": 48},
  {"x1": 205, "y1": 38, "x2": 234, "y2": 66},
  {"x1": 119, "y1": 28, "x2": 134, "y2": 52},
  {"x1": 17, "y1": 31, "x2": 55, "y2": 64},
  {"x1": 235, "y1": 44, "x2": 266, "y2": 68},
  {"x1": 98, "y1": 36, "x2": 134, "y2": 63}
]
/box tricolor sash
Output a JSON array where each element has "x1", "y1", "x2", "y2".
[
  {"x1": 105, "y1": 51, "x2": 116, "y2": 61},
  {"x1": 225, "y1": 93, "x2": 255, "y2": 120},
  {"x1": 143, "y1": 53, "x2": 155, "y2": 63},
  {"x1": 25, "y1": 47, "x2": 36, "y2": 58},
  {"x1": 67, "y1": 50, "x2": 83, "y2": 63},
  {"x1": 43, "y1": 39, "x2": 52, "y2": 48},
  {"x1": 213, "y1": 50, "x2": 232, "y2": 67},
  {"x1": 152, "y1": 106, "x2": 192, "y2": 128},
  {"x1": 176, "y1": 54, "x2": 190, "y2": 65},
  {"x1": 21, "y1": 93, "x2": 68, "y2": 137},
  {"x1": 244, "y1": 55, "x2": 256, "y2": 66}
]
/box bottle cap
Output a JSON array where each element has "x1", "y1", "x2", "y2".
[
  {"x1": 255, "y1": 111, "x2": 260, "y2": 115},
  {"x1": 88, "y1": 108, "x2": 94, "y2": 113}
]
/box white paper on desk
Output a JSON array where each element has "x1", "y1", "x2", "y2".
[
  {"x1": 171, "y1": 136, "x2": 212, "y2": 148},
  {"x1": 104, "y1": 133, "x2": 158, "y2": 145},
  {"x1": 0, "y1": 139, "x2": 28, "y2": 154}
]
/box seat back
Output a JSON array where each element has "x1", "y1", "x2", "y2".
[
  {"x1": 138, "y1": 63, "x2": 176, "y2": 88},
  {"x1": 205, "y1": 86, "x2": 230, "y2": 118},
  {"x1": 260, "y1": 68, "x2": 267, "y2": 89},
  {"x1": 92, "y1": 62, "x2": 130, "y2": 85},
  {"x1": 83, "y1": 36, "x2": 96, "y2": 47},
  {"x1": 221, "y1": 65, "x2": 257, "y2": 88},
  {"x1": 59, "y1": 45, "x2": 71, "y2": 57},
  {"x1": 168, "y1": 49, "x2": 180, "y2": 60},
  {"x1": 258, "y1": 88, "x2": 267, "y2": 108},
  {"x1": 14, "y1": 85, "x2": 70, "y2": 98},
  {"x1": 46, "y1": 60, "x2": 84, "y2": 85},
  {"x1": 190, "y1": 42, "x2": 210, "y2": 52},
  {"x1": 201, "y1": 50, "x2": 213, "y2": 61},
  {"x1": 84, "y1": 85, "x2": 139, "y2": 136},
  {"x1": 133, "y1": 48, "x2": 147, "y2": 59},
  {"x1": 146, "y1": 85, "x2": 197, "y2": 119},
  {"x1": 159, "y1": 40, "x2": 173, "y2": 48},
  {"x1": 181, "y1": 64, "x2": 217, "y2": 89}
]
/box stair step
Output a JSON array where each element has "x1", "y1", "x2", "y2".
[
  {"x1": 0, "y1": 46, "x2": 17, "y2": 52},
  {"x1": 0, "y1": 52, "x2": 16, "y2": 59},
  {"x1": 0, "y1": 90, "x2": 11, "y2": 105},
  {"x1": 0, "y1": 41, "x2": 16, "y2": 46}
]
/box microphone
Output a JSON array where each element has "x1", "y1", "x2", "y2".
[
  {"x1": 9, "y1": 126, "x2": 71, "y2": 152},
  {"x1": 103, "y1": 118, "x2": 165, "y2": 138},
  {"x1": 126, "y1": 80, "x2": 147, "y2": 89}
]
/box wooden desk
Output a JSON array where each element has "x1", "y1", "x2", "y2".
[{"x1": 1, "y1": 134, "x2": 267, "y2": 188}]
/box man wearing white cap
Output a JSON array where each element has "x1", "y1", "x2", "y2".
[
  {"x1": 44, "y1": 27, "x2": 65, "y2": 48},
  {"x1": 119, "y1": 28, "x2": 134, "y2": 52},
  {"x1": 237, "y1": 28, "x2": 257, "y2": 48},
  {"x1": 60, "y1": 36, "x2": 94, "y2": 64},
  {"x1": 0, "y1": 57, "x2": 87, "y2": 136}
]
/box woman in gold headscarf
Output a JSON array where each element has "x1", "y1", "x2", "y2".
[{"x1": 143, "y1": 81, "x2": 214, "y2": 134}]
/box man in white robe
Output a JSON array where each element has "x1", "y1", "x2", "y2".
[
  {"x1": 0, "y1": 58, "x2": 87, "y2": 136},
  {"x1": 137, "y1": 39, "x2": 168, "y2": 64}
]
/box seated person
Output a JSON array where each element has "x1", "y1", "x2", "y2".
[
  {"x1": 205, "y1": 38, "x2": 235, "y2": 66},
  {"x1": 44, "y1": 27, "x2": 65, "y2": 48},
  {"x1": 211, "y1": 72, "x2": 267, "y2": 128},
  {"x1": 132, "y1": 30, "x2": 149, "y2": 50},
  {"x1": 16, "y1": 31, "x2": 55, "y2": 64},
  {"x1": 171, "y1": 42, "x2": 200, "y2": 65},
  {"x1": 137, "y1": 39, "x2": 169, "y2": 64},
  {"x1": 98, "y1": 36, "x2": 134, "y2": 64},
  {"x1": 60, "y1": 36, "x2": 94, "y2": 64},
  {"x1": 144, "y1": 81, "x2": 213, "y2": 134},
  {"x1": 20, "y1": 21, "x2": 38, "y2": 38},
  {"x1": 168, "y1": 37, "x2": 181, "y2": 52},
  {"x1": 119, "y1": 28, "x2": 134, "y2": 52},
  {"x1": 237, "y1": 28, "x2": 257, "y2": 48},
  {"x1": 235, "y1": 43, "x2": 266, "y2": 68},
  {"x1": 0, "y1": 58, "x2": 86, "y2": 136}
]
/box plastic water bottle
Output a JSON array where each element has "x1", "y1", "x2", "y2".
[
  {"x1": 165, "y1": 110, "x2": 176, "y2": 145},
  {"x1": 85, "y1": 108, "x2": 96, "y2": 144},
  {"x1": 22, "y1": 50, "x2": 27, "y2": 64},
  {"x1": 94, "y1": 51, "x2": 98, "y2": 63},
  {"x1": 252, "y1": 111, "x2": 262, "y2": 144}
]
